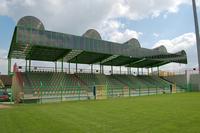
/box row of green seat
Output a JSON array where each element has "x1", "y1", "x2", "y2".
[
  {"x1": 162, "y1": 75, "x2": 187, "y2": 89},
  {"x1": 112, "y1": 75, "x2": 170, "y2": 88},
  {"x1": 21, "y1": 72, "x2": 171, "y2": 95}
]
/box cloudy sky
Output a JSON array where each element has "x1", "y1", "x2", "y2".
[{"x1": 0, "y1": 0, "x2": 200, "y2": 74}]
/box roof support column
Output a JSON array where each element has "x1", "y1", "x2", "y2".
[
  {"x1": 8, "y1": 58, "x2": 11, "y2": 75},
  {"x1": 55, "y1": 61, "x2": 57, "y2": 72},
  {"x1": 137, "y1": 68, "x2": 139, "y2": 76},
  {"x1": 147, "y1": 68, "x2": 149, "y2": 76},
  {"x1": 151, "y1": 67, "x2": 153, "y2": 76},
  {"x1": 111, "y1": 65, "x2": 113, "y2": 75},
  {"x1": 29, "y1": 60, "x2": 31, "y2": 72},
  {"x1": 61, "y1": 58, "x2": 64, "y2": 72},
  {"x1": 91, "y1": 64, "x2": 93, "y2": 74},
  {"x1": 100, "y1": 64, "x2": 101, "y2": 74},
  {"x1": 68, "y1": 62, "x2": 70, "y2": 74},
  {"x1": 127, "y1": 67, "x2": 130, "y2": 75},
  {"x1": 25, "y1": 60, "x2": 27, "y2": 72},
  {"x1": 141, "y1": 68, "x2": 143, "y2": 75},
  {"x1": 101, "y1": 65, "x2": 104, "y2": 74},
  {"x1": 130, "y1": 68, "x2": 132, "y2": 75},
  {"x1": 157, "y1": 67, "x2": 159, "y2": 76},
  {"x1": 120, "y1": 66, "x2": 122, "y2": 74},
  {"x1": 75, "y1": 57, "x2": 78, "y2": 73}
]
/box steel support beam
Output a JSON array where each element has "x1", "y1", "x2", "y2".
[
  {"x1": 55, "y1": 61, "x2": 57, "y2": 72},
  {"x1": 157, "y1": 67, "x2": 159, "y2": 76},
  {"x1": 102, "y1": 65, "x2": 104, "y2": 74},
  {"x1": 8, "y1": 58, "x2": 11, "y2": 75},
  {"x1": 141, "y1": 68, "x2": 143, "y2": 75},
  {"x1": 100, "y1": 64, "x2": 101, "y2": 74},
  {"x1": 111, "y1": 65, "x2": 113, "y2": 74},
  {"x1": 25, "y1": 60, "x2": 27, "y2": 72},
  {"x1": 29, "y1": 60, "x2": 31, "y2": 72},
  {"x1": 68, "y1": 62, "x2": 70, "y2": 74},
  {"x1": 76, "y1": 57, "x2": 78, "y2": 73},
  {"x1": 91, "y1": 64, "x2": 93, "y2": 74},
  {"x1": 125, "y1": 58, "x2": 146, "y2": 67},
  {"x1": 61, "y1": 58, "x2": 63, "y2": 72}
]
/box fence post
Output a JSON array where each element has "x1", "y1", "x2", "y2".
[
  {"x1": 156, "y1": 87, "x2": 158, "y2": 95},
  {"x1": 93, "y1": 82, "x2": 96, "y2": 100},
  {"x1": 40, "y1": 81, "x2": 43, "y2": 104},
  {"x1": 10, "y1": 86, "x2": 13, "y2": 104},
  {"x1": 139, "y1": 85, "x2": 141, "y2": 96},
  {"x1": 122, "y1": 86, "x2": 124, "y2": 97},
  {"x1": 106, "y1": 81, "x2": 108, "y2": 99},
  {"x1": 112, "y1": 86, "x2": 114, "y2": 97},
  {"x1": 78, "y1": 82, "x2": 80, "y2": 100},
  {"x1": 128, "y1": 87, "x2": 131, "y2": 97},
  {"x1": 148, "y1": 87, "x2": 149, "y2": 96},
  {"x1": 61, "y1": 83, "x2": 63, "y2": 102}
]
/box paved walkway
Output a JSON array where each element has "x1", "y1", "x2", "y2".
[{"x1": 0, "y1": 104, "x2": 11, "y2": 109}]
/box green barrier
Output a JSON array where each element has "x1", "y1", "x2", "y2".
[{"x1": 20, "y1": 80, "x2": 186, "y2": 104}]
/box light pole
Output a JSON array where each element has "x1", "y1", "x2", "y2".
[{"x1": 192, "y1": 0, "x2": 200, "y2": 72}]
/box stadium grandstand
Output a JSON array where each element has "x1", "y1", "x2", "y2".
[
  {"x1": 0, "y1": 75, "x2": 12, "y2": 90},
  {"x1": 8, "y1": 16, "x2": 189, "y2": 103}
]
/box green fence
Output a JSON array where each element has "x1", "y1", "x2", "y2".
[{"x1": 16, "y1": 81, "x2": 189, "y2": 104}]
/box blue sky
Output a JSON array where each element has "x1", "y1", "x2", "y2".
[
  {"x1": 0, "y1": 0, "x2": 199, "y2": 74},
  {"x1": 0, "y1": 16, "x2": 15, "y2": 50},
  {"x1": 118, "y1": 4, "x2": 198, "y2": 47}
]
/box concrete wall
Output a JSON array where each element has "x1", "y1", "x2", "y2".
[{"x1": 189, "y1": 74, "x2": 200, "y2": 91}]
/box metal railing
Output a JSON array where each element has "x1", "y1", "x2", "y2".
[
  {"x1": 17, "y1": 81, "x2": 188, "y2": 104},
  {"x1": 17, "y1": 66, "x2": 160, "y2": 76}
]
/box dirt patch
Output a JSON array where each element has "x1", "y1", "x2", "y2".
[{"x1": 0, "y1": 105, "x2": 12, "y2": 109}]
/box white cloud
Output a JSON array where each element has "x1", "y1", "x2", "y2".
[
  {"x1": 153, "y1": 32, "x2": 198, "y2": 70},
  {"x1": 0, "y1": 0, "x2": 194, "y2": 35},
  {"x1": 110, "y1": 0, "x2": 193, "y2": 20},
  {"x1": 108, "y1": 29, "x2": 142, "y2": 43},
  {"x1": 153, "y1": 32, "x2": 196, "y2": 53},
  {"x1": 98, "y1": 20, "x2": 142, "y2": 43},
  {"x1": 153, "y1": 33, "x2": 159, "y2": 38},
  {"x1": 0, "y1": 49, "x2": 8, "y2": 74}
]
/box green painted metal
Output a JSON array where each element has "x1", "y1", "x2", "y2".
[
  {"x1": 61, "y1": 58, "x2": 63, "y2": 72},
  {"x1": 20, "y1": 81, "x2": 186, "y2": 104},
  {"x1": 29, "y1": 60, "x2": 31, "y2": 72},
  {"x1": 25, "y1": 60, "x2": 27, "y2": 72},
  {"x1": 8, "y1": 26, "x2": 187, "y2": 68},
  {"x1": 40, "y1": 81, "x2": 43, "y2": 104},
  {"x1": 8, "y1": 58, "x2": 11, "y2": 75}
]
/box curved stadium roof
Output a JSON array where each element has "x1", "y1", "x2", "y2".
[{"x1": 8, "y1": 16, "x2": 187, "y2": 68}]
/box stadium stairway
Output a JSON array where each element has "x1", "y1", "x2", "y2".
[{"x1": 162, "y1": 75, "x2": 187, "y2": 89}]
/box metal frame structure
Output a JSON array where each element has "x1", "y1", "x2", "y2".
[{"x1": 7, "y1": 16, "x2": 187, "y2": 74}]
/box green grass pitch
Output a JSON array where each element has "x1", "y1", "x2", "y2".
[{"x1": 0, "y1": 93, "x2": 200, "y2": 133}]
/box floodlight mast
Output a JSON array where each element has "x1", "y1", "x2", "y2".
[{"x1": 192, "y1": 0, "x2": 200, "y2": 72}]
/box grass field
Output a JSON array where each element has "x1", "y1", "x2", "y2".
[{"x1": 0, "y1": 93, "x2": 200, "y2": 133}]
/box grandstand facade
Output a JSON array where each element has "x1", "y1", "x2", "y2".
[{"x1": 8, "y1": 16, "x2": 188, "y2": 103}]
